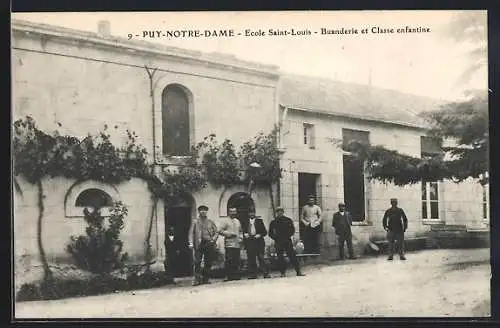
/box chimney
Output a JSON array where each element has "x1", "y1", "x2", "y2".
[{"x1": 97, "y1": 20, "x2": 111, "y2": 37}]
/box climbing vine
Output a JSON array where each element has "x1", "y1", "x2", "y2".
[
  {"x1": 340, "y1": 140, "x2": 455, "y2": 186},
  {"x1": 13, "y1": 115, "x2": 282, "y2": 278},
  {"x1": 195, "y1": 134, "x2": 241, "y2": 188}
]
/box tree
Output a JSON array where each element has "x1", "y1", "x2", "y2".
[
  {"x1": 239, "y1": 126, "x2": 282, "y2": 215},
  {"x1": 342, "y1": 92, "x2": 488, "y2": 186},
  {"x1": 341, "y1": 11, "x2": 489, "y2": 187}
]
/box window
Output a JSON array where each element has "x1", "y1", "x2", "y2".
[
  {"x1": 422, "y1": 182, "x2": 439, "y2": 219},
  {"x1": 482, "y1": 184, "x2": 489, "y2": 221},
  {"x1": 65, "y1": 181, "x2": 120, "y2": 217},
  {"x1": 421, "y1": 136, "x2": 442, "y2": 220},
  {"x1": 303, "y1": 123, "x2": 315, "y2": 149},
  {"x1": 75, "y1": 188, "x2": 113, "y2": 209},
  {"x1": 162, "y1": 84, "x2": 190, "y2": 156},
  {"x1": 342, "y1": 129, "x2": 370, "y2": 222},
  {"x1": 343, "y1": 155, "x2": 366, "y2": 221}
]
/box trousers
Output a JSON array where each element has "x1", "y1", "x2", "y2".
[
  {"x1": 338, "y1": 233, "x2": 354, "y2": 259},
  {"x1": 276, "y1": 240, "x2": 301, "y2": 275},
  {"x1": 387, "y1": 230, "x2": 405, "y2": 256},
  {"x1": 246, "y1": 239, "x2": 269, "y2": 277},
  {"x1": 225, "y1": 247, "x2": 241, "y2": 280},
  {"x1": 194, "y1": 240, "x2": 215, "y2": 282}
]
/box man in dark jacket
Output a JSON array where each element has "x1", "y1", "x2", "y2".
[
  {"x1": 332, "y1": 203, "x2": 355, "y2": 260},
  {"x1": 382, "y1": 198, "x2": 408, "y2": 261},
  {"x1": 269, "y1": 207, "x2": 305, "y2": 277},
  {"x1": 242, "y1": 209, "x2": 270, "y2": 279}
]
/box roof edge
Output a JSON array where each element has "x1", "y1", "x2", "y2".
[
  {"x1": 281, "y1": 104, "x2": 430, "y2": 130},
  {"x1": 11, "y1": 19, "x2": 281, "y2": 79}
]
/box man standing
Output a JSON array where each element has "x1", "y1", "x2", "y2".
[
  {"x1": 301, "y1": 195, "x2": 323, "y2": 254},
  {"x1": 332, "y1": 203, "x2": 355, "y2": 260},
  {"x1": 382, "y1": 198, "x2": 408, "y2": 261},
  {"x1": 218, "y1": 207, "x2": 243, "y2": 281},
  {"x1": 269, "y1": 207, "x2": 305, "y2": 277},
  {"x1": 188, "y1": 205, "x2": 218, "y2": 286},
  {"x1": 243, "y1": 209, "x2": 270, "y2": 279}
]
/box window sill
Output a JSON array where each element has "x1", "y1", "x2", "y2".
[
  {"x1": 422, "y1": 219, "x2": 444, "y2": 225},
  {"x1": 155, "y1": 155, "x2": 192, "y2": 165}
]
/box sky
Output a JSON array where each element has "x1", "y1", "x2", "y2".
[{"x1": 12, "y1": 11, "x2": 488, "y2": 102}]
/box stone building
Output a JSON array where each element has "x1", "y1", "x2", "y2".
[
  {"x1": 12, "y1": 19, "x2": 280, "y2": 276},
  {"x1": 278, "y1": 74, "x2": 489, "y2": 258},
  {"x1": 12, "y1": 19, "x2": 489, "y2": 278}
]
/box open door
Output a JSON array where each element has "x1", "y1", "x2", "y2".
[{"x1": 165, "y1": 196, "x2": 194, "y2": 277}]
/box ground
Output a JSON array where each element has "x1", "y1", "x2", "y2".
[{"x1": 15, "y1": 248, "x2": 491, "y2": 318}]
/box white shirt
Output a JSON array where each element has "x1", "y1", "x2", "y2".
[{"x1": 249, "y1": 218, "x2": 256, "y2": 235}]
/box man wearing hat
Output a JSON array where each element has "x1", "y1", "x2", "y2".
[
  {"x1": 188, "y1": 205, "x2": 219, "y2": 286},
  {"x1": 382, "y1": 198, "x2": 408, "y2": 261},
  {"x1": 332, "y1": 203, "x2": 355, "y2": 260},
  {"x1": 300, "y1": 195, "x2": 323, "y2": 254},
  {"x1": 269, "y1": 207, "x2": 305, "y2": 277},
  {"x1": 218, "y1": 207, "x2": 244, "y2": 281}
]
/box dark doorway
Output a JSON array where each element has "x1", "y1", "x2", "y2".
[
  {"x1": 227, "y1": 192, "x2": 255, "y2": 227},
  {"x1": 298, "y1": 173, "x2": 320, "y2": 240},
  {"x1": 165, "y1": 195, "x2": 194, "y2": 277},
  {"x1": 343, "y1": 155, "x2": 365, "y2": 221}
]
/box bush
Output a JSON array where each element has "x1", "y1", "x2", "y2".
[
  {"x1": 16, "y1": 270, "x2": 175, "y2": 302},
  {"x1": 66, "y1": 202, "x2": 129, "y2": 275}
]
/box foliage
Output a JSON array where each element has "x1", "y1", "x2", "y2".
[
  {"x1": 13, "y1": 116, "x2": 149, "y2": 185},
  {"x1": 239, "y1": 126, "x2": 282, "y2": 185},
  {"x1": 195, "y1": 134, "x2": 241, "y2": 188},
  {"x1": 16, "y1": 270, "x2": 173, "y2": 302},
  {"x1": 343, "y1": 141, "x2": 449, "y2": 186},
  {"x1": 66, "y1": 202, "x2": 129, "y2": 275},
  {"x1": 422, "y1": 92, "x2": 488, "y2": 184},
  {"x1": 341, "y1": 93, "x2": 488, "y2": 186}
]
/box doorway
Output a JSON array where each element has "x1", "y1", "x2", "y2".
[
  {"x1": 165, "y1": 195, "x2": 194, "y2": 277},
  {"x1": 298, "y1": 173, "x2": 321, "y2": 241},
  {"x1": 227, "y1": 192, "x2": 255, "y2": 228}
]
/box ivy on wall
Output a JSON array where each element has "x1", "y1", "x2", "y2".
[{"x1": 13, "y1": 115, "x2": 282, "y2": 279}]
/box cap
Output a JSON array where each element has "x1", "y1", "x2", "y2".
[
  {"x1": 338, "y1": 203, "x2": 345, "y2": 207},
  {"x1": 276, "y1": 206, "x2": 284, "y2": 212},
  {"x1": 390, "y1": 198, "x2": 398, "y2": 202},
  {"x1": 197, "y1": 205, "x2": 209, "y2": 211}
]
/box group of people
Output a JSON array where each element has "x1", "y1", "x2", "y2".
[
  {"x1": 187, "y1": 205, "x2": 305, "y2": 286},
  {"x1": 330, "y1": 197, "x2": 409, "y2": 261},
  {"x1": 168, "y1": 196, "x2": 408, "y2": 286}
]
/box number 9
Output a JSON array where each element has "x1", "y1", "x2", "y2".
[{"x1": 127, "y1": 34, "x2": 133, "y2": 40}]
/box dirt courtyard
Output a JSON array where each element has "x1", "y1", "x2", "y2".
[{"x1": 15, "y1": 248, "x2": 491, "y2": 318}]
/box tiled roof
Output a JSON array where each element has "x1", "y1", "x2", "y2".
[{"x1": 280, "y1": 74, "x2": 445, "y2": 129}]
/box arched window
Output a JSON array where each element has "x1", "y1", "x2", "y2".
[
  {"x1": 75, "y1": 188, "x2": 113, "y2": 209},
  {"x1": 65, "y1": 181, "x2": 120, "y2": 218},
  {"x1": 162, "y1": 84, "x2": 190, "y2": 156},
  {"x1": 227, "y1": 192, "x2": 255, "y2": 226}
]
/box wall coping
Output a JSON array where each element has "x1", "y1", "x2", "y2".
[{"x1": 12, "y1": 19, "x2": 281, "y2": 80}]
